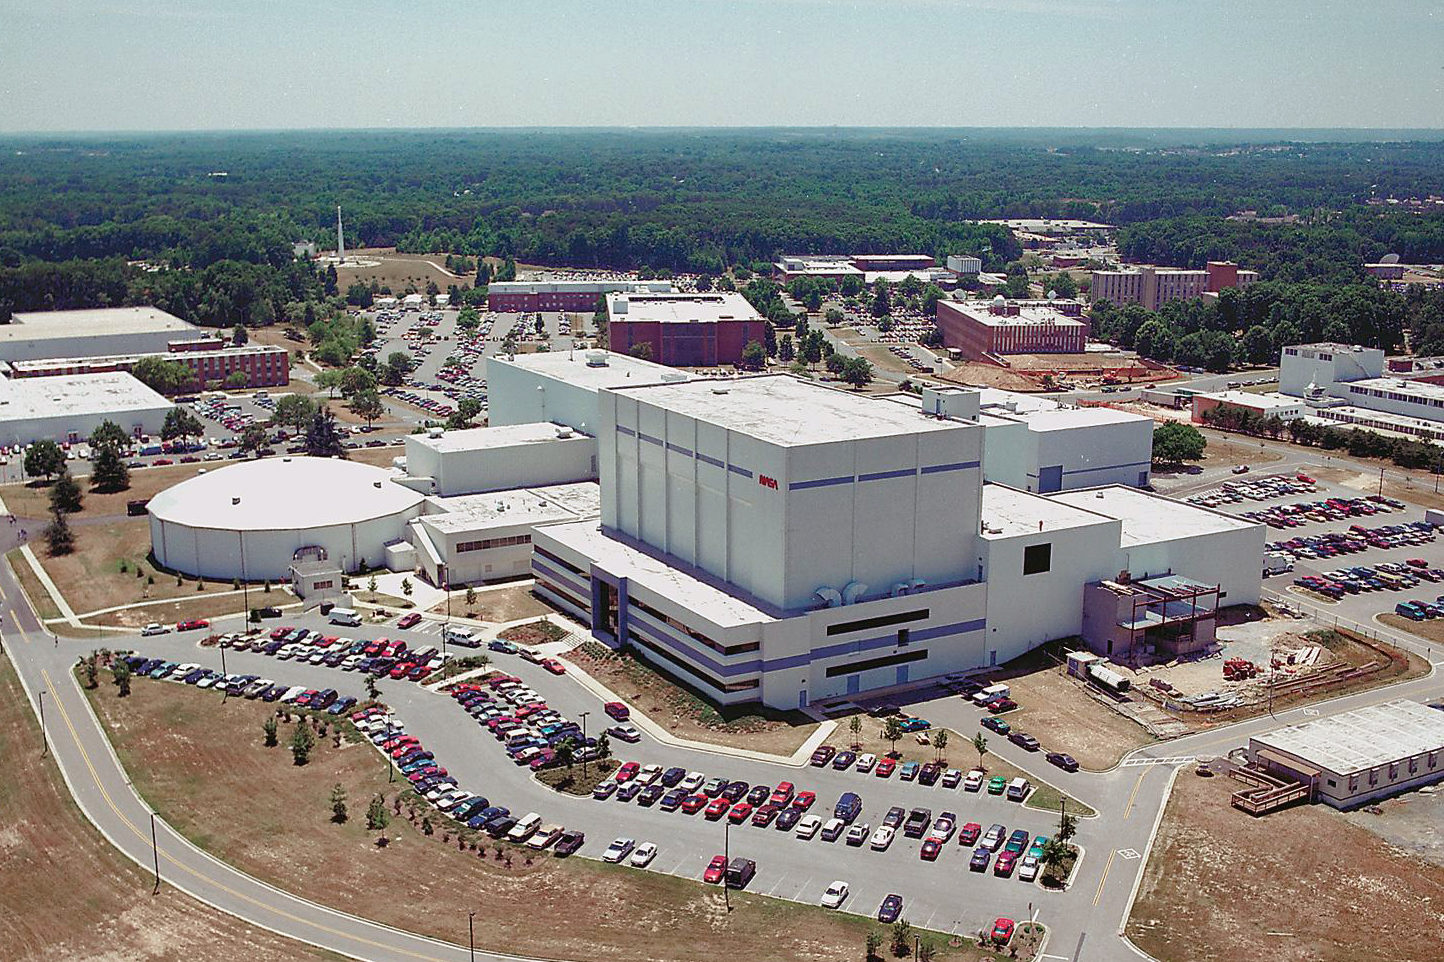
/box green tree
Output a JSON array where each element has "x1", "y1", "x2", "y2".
[
  {"x1": 778, "y1": 334, "x2": 795, "y2": 362},
  {"x1": 401, "y1": 577, "x2": 412, "y2": 599},
  {"x1": 456, "y1": 306, "x2": 481, "y2": 331},
  {"x1": 629, "y1": 341, "x2": 653, "y2": 361},
  {"x1": 238, "y1": 423, "x2": 268, "y2": 457},
  {"x1": 224, "y1": 370, "x2": 250, "y2": 389},
  {"x1": 364, "y1": 673, "x2": 380, "y2": 702},
  {"x1": 882, "y1": 715, "x2": 903, "y2": 757},
  {"x1": 330, "y1": 783, "x2": 349, "y2": 823},
  {"x1": 23, "y1": 440, "x2": 65, "y2": 480},
  {"x1": 382, "y1": 351, "x2": 413, "y2": 386},
  {"x1": 464, "y1": 585, "x2": 477, "y2": 609},
  {"x1": 49, "y1": 472, "x2": 83, "y2": 514},
  {"x1": 315, "y1": 368, "x2": 344, "y2": 397},
  {"x1": 1152, "y1": 421, "x2": 1207, "y2": 466},
  {"x1": 891, "y1": 918, "x2": 913, "y2": 956},
  {"x1": 131, "y1": 355, "x2": 194, "y2": 395},
  {"x1": 1040, "y1": 836, "x2": 1073, "y2": 886},
  {"x1": 349, "y1": 388, "x2": 385, "y2": 429},
  {"x1": 263, "y1": 715, "x2": 278, "y2": 747},
  {"x1": 973, "y1": 732, "x2": 988, "y2": 770},
  {"x1": 290, "y1": 719, "x2": 316, "y2": 765},
  {"x1": 865, "y1": 928, "x2": 882, "y2": 961},
  {"x1": 366, "y1": 793, "x2": 389, "y2": 831},
  {"x1": 339, "y1": 366, "x2": 377, "y2": 398},
  {"x1": 1057, "y1": 809, "x2": 1078, "y2": 846},
  {"x1": 933, "y1": 728, "x2": 949, "y2": 762},
  {"x1": 162, "y1": 408, "x2": 204, "y2": 449},
  {"x1": 88, "y1": 419, "x2": 131, "y2": 454},
  {"x1": 848, "y1": 713, "x2": 863, "y2": 749},
  {"x1": 596, "y1": 733, "x2": 611, "y2": 761},
  {"x1": 870, "y1": 280, "x2": 891, "y2": 317},
  {"x1": 304, "y1": 406, "x2": 346, "y2": 458},
  {"x1": 81, "y1": 653, "x2": 99, "y2": 689},
  {"x1": 555, "y1": 737, "x2": 576, "y2": 772},
  {"x1": 112, "y1": 659, "x2": 132, "y2": 697},
  {"x1": 739, "y1": 340, "x2": 766, "y2": 371},
  {"x1": 271, "y1": 394, "x2": 318, "y2": 435},
  {"x1": 841, "y1": 356, "x2": 873, "y2": 389},
  {"x1": 446, "y1": 397, "x2": 483, "y2": 429},
  {"x1": 232, "y1": 323, "x2": 249, "y2": 345},
  {"x1": 90, "y1": 445, "x2": 131, "y2": 492}
]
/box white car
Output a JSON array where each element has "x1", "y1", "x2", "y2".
[
  {"x1": 629, "y1": 842, "x2": 658, "y2": 867},
  {"x1": 964, "y1": 769, "x2": 985, "y2": 792},
  {"x1": 820, "y1": 880, "x2": 849, "y2": 909},
  {"x1": 845, "y1": 823, "x2": 869, "y2": 846},
  {"x1": 279, "y1": 686, "x2": 307, "y2": 703},
  {"x1": 821, "y1": 817, "x2": 846, "y2": 842},
  {"x1": 637, "y1": 764, "x2": 663, "y2": 785},
  {"x1": 141, "y1": 623, "x2": 169, "y2": 636},
  {"x1": 1019, "y1": 855, "x2": 1041, "y2": 882},
  {"x1": 795, "y1": 814, "x2": 823, "y2": 839},
  {"x1": 941, "y1": 768, "x2": 963, "y2": 788},
  {"x1": 679, "y1": 772, "x2": 706, "y2": 793},
  {"x1": 869, "y1": 825, "x2": 895, "y2": 850},
  {"x1": 855, "y1": 753, "x2": 877, "y2": 773},
  {"x1": 602, "y1": 837, "x2": 635, "y2": 863}
]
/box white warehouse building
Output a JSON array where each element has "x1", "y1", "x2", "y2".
[
  {"x1": 402, "y1": 422, "x2": 596, "y2": 497},
  {"x1": 485, "y1": 350, "x2": 691, "y2": 435},
  {"x1": 0, "y1": 307, "x2": 198, "y2": 362},
  {"x1": 531, "y1": 373, "x2": 1264, "y2": 708},
  {"x1": 148, "y1": 458, "x2": 426, "y2": 581},
  {"x1": 0, "y1": 372, "x2": 172, "y2": 446}
]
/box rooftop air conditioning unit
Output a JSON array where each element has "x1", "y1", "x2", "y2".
[
  {"x1": 711, "y1": 386, "x2": 729, "y2": 395},
  {"x1": 556, "y1": 427, "x2": 572, "y2": 438},
  {"x1": 428, "y1": 426, "x2": 443, "y2": 438},
  {"x1": 585, "y1": 351, "x2": 609, "y2": 368}
]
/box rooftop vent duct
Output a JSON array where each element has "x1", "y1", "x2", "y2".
[
  {"x1": 842, "y1": 581, "x2": 869, "y2": 605},
  {"x1": 232, "y1": 496, "x2": 241, "y2": 505},
  {"x1": 711, "y1": 386, "x2": 730, "y2": 395},
  {"x1": 814, "y1": 586, "x2": 842, "y2": 608}
]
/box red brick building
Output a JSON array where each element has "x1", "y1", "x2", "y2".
[
  {"x1": 486, "y1": 280, "x2": 674, "y2": 313},
  {"x1": 936, "y1": 297, "x2": 1089, "y2": 359},
  {"x1": 10, "y1": 343, "x2": 291, "y2": 391},
  {"x1": 606, "y1": 292, "x2": 765, "y2": 367}
]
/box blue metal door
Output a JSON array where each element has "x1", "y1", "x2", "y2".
[
  {"x1": 798, "y1": 690, "x2": 808, "y2": 709},
  {"x1": 1038, "y1": 465, "x2": 1063, "y2": 493},
  {"x1": 896, "y1": 665, "x2": 909, "y2": 685},
  {"x1": 846, "y1": 675, "x2": 861, "y2": 695}
]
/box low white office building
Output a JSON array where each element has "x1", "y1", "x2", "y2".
[
  {"x1": 0, "y1": 371, "x2": 172, "y2": 445},
  {"x1": 486, "y1": 350, "x2": 690, "y2": 434},
  {"x1": 402, "y1": 422, "x2": 596, "y2": 497},
  {"x1": 0, "y1": 307, "x2": 197, "y2": 362}
]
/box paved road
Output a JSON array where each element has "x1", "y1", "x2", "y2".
[{"x1": 5, "y1": 539, "x2": 1443, "y2": 961}]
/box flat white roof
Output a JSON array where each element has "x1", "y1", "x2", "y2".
[
  {"x1": 11, "y1": 343, "x2": 285, "y2": 372},
  {"x1": 423, "y1": 481, "x2": 600, "y2": 534},
  {"x1": 1252, "y1": 700, "x2": 1444, "y2": 777},
  {"x1": 1198, "y1": 390, "x2": 1304, "y2": 409},
  {"x1": 147, "y1": 457, "x2": 424, "y2": 530},
  {"x1": 0, "y1": 372, "x2": 171, "y2": 421},
  {"x1": 409, "y1": 422, "x2": 587, "y2": 454},
  {"x1": 489, "y1": 279, "x2": 673, "y2": 294},
  {"x1": 1052, "y1": 485, "x2": 1260, "y2": 546},
  {"x1": 488, "y1": 350, "x2": 686, "y2": 391},
  {"x1": 608, "y1": 291, "x2": 761, "y2": 323},
  {"x1": 980, "y1": 484, "x2": 1115, "y2": 538},
  {"x1": 1346, "y1": 377, "x2": 1444, "y2": 401},
  {"x1": 940, "y1": 301, "x2": 1088, "y2": 329},
  {"x1": 540, "y1": 521, "x2": 771, "y2": 628},
  {"x1": 612, "y1": 374, "x2": 968, "y2": 446},
  {"x1": 1012, "y1": 407, "x2": 1154, "y2": 432},
  {"x1": 5, "y1": 306, "x2": 193, "y2": 340}
]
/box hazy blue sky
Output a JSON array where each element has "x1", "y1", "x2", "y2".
[{"x1": 2, "y1": 0, "x2": 1441, "y2": 132}]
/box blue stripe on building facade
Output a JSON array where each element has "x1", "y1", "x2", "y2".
[
  {"x1": 615, "y1": 425, "x2": 635, "y2": 437},
  {"x1": 727, "y1": 464, "x2": 753, "y2": 478},
  {"x1": 1062, "y1": 460, "x2": 1152, "y2": 476},
  {"x1": 696, "y1": 452, "x2": 725, "y2": 468},
  {"x1": 920, "y1": 460, "x2": 981, "y2": 475},
  {"x1": 858, "y1": 468, "x2": 917, "y2": 482},
  {"x1": 638, "y1": 432, "x2": 664, "y2": 447},
  {"x1": 789, "y1": 475, "x2": 854, "y2": 491},
  {"x1": 666, "y1": 442, "x2": 693, "y2": 457}
]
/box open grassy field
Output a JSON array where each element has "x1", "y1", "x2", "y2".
[
  {"x1": 0, "y1": 657, "x2": 334, "y2": 962},
  {"x1": 3, "y1": 462, "x2": 204, "y2": 520},
  {"x1": 336, "y1": 248, "x2": 468, "y2": 295},
  {"x1": 82, "y1": 675, "x2": 1008, "y2": 961},
  {"x1": 569, "y1": 641, "x2": 821, "y2": 756},
  {"x1": 1127, "y1": 767, "x2": 1444, "y2": 962}
]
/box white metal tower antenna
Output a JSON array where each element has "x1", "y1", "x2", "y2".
[{"x1": 336, "y1": 206, "x2": 345, "y2": 264}]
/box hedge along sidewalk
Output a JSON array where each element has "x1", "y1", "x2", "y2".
[{"x1": 558, "y1": 653, "x2": 838, "y2": 767}]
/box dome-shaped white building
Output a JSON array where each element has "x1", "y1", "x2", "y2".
[{"x1": 148, "y1": 457, "x2": 426, "y2": 581}]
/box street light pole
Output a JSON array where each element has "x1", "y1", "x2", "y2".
[
  {"x1": 387, "y1": 717, "x2": 395, "y2": 782},
  {"x1": 723, "y1": 819, "x2": 731, "y2": 912},
  {"x1": 468, "y1": 910, "x2": 476, "y2": 962},
  {"x1": 579, "y1": 711, "x2": 590, "y2": 783},
  {"x1": 150, "y1": 812, "x2": 160, "y2": 894}
]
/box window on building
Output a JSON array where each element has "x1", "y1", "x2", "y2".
[
  {"x1": 824, "y1": 647, "x2": 928, "y2": 678},
  {"x1": 824, "y1": 608, "x2": 929, "y2": 637},
  {"x1": 1022, "y1": 542, "x2": 1052, "y2": 576}
]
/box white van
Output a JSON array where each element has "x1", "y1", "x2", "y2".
[
  {"x1": 442, "y1": 625, "x2": 479, "y2": 647},
  {"x1": 507, "y1": 812, "x2": 541, "y2": 842},
  {"x1": 328, "y1": 607, "x2": 362, "y2": 627},
  {"x1": 1006, "y1": 777, "x2": 1032, "y2": 801},
  {"x1": 972, "y1": 683, "x2": 1011, "y2": 705}
]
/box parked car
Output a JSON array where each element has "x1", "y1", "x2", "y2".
[
  {"x1": 628, "y1": 842, "x2": 658, "y2": 867},
  {"x1": 820, "y1": 880, "x2": 850, "y2": 909},
  {"x1": 553, "y1": 831, "x2": 584, "y2": 857},
  {"x1": 704, "y1": 855, "x2": 728, "y2": 883},
  {"x1": 1047, "y1": 751, "x2": 1079, "y2": 772},
  {"x1": 877, "y1": 894, "x2": 904, "y2": 923},
  {"x1": 602, "y1": 838, "x2": 635, "y2": 863}
]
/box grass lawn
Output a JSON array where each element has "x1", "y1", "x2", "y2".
[
  {"x1": 0, "y1": 656, "x2": 332, "y2": 962},
  {"x1": 569, "y1": 641, "x2": 821, "y2": 757},
  {"x1": 6, "y1": 549, "x2": 60, "y2": 620},
  {"x1": 79, "y1": 673, "x2": 1011, "y2": 961},
  {"x1": 1127, "y1": 767, "x2": 1444, "y2": 962},
  {"x1": 535, "y1": 757, "x2": 619, "y2": 796}
]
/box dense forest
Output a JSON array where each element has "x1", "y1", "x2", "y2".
[{"x1": 0, "y1": 130, "x2": 1442, "y2": 336}]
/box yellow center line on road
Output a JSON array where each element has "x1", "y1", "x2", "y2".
[
  {"x1": 39, "y1": 667, "x2": 458, "y2": 962},
  {"x1": 1124, "y1": 768, "x2": 1147, "y2": 820},
  {"x1": 1093, "y1": 848, "x2": 1116, "y2": 907}
]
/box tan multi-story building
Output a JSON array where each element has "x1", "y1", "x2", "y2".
[{"x1": 1090, "y1": 261, "x2": 1258, "y2": 311}]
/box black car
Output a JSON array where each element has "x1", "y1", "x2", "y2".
[
  {"x1": 776, "y1": 807, "x2": 801, "y2": 831},
  {"x1": 832, "y1": 750, "x2": 857, "y2": 770},
  {"x1": 553, "y1": 831, "x2": 585, "y2": 857},
  {"x1": 637, "y1": 784, "x2": 666, "y2": 807},
  {"x1": 660, "y1": 788, "x2": 688, "y2": 811},
  {"x1": 969, "y1": 847, "x2": 991, "y2": 872},
  {"x1": 721, "y1": 781, "x2": 749, "y2": 802},
  {"x1": 486, "y1": 817, "x2": 517, "y2": 839},
  {"x1": 255, "y1": 606, "x2": 282, "y2": 619},
  {"x1": 661, "y1": 766, "x2": 687, "y2": 788},
  {"x1": 882, "y1": 805, "x2": 906, "y2": 829},
  {"x1": 918, "y1": 762, "x2": 941, "y2": 786},
  {"x1": 260, "y1": 684, "x2": 286, "y2": 702},
  {"x1": 877, "y1": 894, "x2": 904, "y2": 924},
  {"x1": 745, "y1": 785, "x2": 771, "y2": 807},
  {"x1": 1047, "y1": 752, "x2": 1079, "y2": 772},
  {"x1": 903, "y1": 808, "x2": 932, "y2": 838},
  {"x1": 868, "y1": 703, "x2": 901, "y2": 718}
]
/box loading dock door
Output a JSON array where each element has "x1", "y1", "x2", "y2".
[{"x1": 1038, "y1": 465, "x2": 1063, "y2": 493}]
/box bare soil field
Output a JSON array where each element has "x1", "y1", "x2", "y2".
[
  {"x1": 1342, "y1": 786, "x2": 1444, "y2": 869},
  {"x1": 1128, "y1": 768, "x2": 1444, "y2": 962},
  {"x1": 337, "y1": 248, "x2": 468, "y2": 295},
  {"x1": 569, "y1": 641, "x2": 821, "y2": 756},
  {"x1": 1380, "y1": 612, "x2": 1444, "y2": 646},
  {"x1": 987, "y1": 668, "x2": 1155, "y2": 771},
  {"x1": 4, "y1": 462, "x2": 204, "y2": 521},
  {"x1": 428, "y1": 584, "x2": 552, "y2": 623},
  {"x1": 0, "y1": 659, "x2": 330, "y2": 962},
  {"x1": 84, "y1": 675, "x2": 992, "y2": 961},
  {"x1": 937, "y1": 362, "x2": 1042, "y2": 392}
]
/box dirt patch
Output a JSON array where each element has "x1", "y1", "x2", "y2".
[
  {"x1": 1197, "y1": 435, "x2": 1285, "y2": 469},
  {"x1": 986, "y1": 668, "x2": 1155, "y2": 771},
  {"x1": 83, "y1": 675, "x2": 986, "y2": 961},
  {"x1": 1342, "y1": 785, "x2": 1444, "y2": 869},
  {"x1": 0, "y1": 659, "x2": 330, "y2": 962},
  {"x1": 498, "y1": 619, "x2": 569, "y2": 647},
  {"x1": 1380, "y1": 613, "x2": 1444, "y2": 647},
  {"x1": 1127, "y1": 767, "x2": 1444, "y2": 962},
  {"x1": 89, "y1": 593, "x2": 272, "y2": 629},
  {"x1": 937, "y1": 363, "x2": 1044, "y2": 392},
  {"x1": 336, "y1": 248, "x2": 467, "y2": 296},
  {"x1": 430, "y1": 585, "x2": 552, "y2": 623},
  {"x1": 570, "y1": 642, "x2": 821, "y2": 757}
]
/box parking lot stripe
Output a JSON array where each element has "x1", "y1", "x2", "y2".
[
  {"x1": 764, "y1": 874, "x2": 788, "y2": 896},
  {"x1": 1092, "y1": 848, "x2": 1116, "y2": 907}
]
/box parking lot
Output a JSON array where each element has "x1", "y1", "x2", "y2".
[{"x1": 116, "y1": 608, "x2": 1081, "y2": 937}]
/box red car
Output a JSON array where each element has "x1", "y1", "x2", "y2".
[
  {"x1": 703, "y1": 855, "x2": 728, "y2": 884},
  {"x1": 751, "y1": 804, "x2": 780, "y2": 827},
  {"x1": 704, "y1": 798, "x2": 731, "y2": 820},
  {"x1": 875, "y1": 758, "x2": 897, "y2": 778},
  {"x1": 727, "y1": 803, "x2": 754, "y2": 824},
  {"x1": 791, "y1": 791, "x2": 816, "y2": 811},
  {"x1": 1407, "y1": 558, "x2": 1429, "y2": 568},
  {"x1": 991, "y1": 919, "x2": 1015, "y2": 945},
  {"x1": 269, "y1": 627, "x2": 290, "y2": 640},
  {"x1": 681, "y1": 794, "x2": 709, "y2": 814},
  {"x1": 397, "y1": 612, "x2": 422, "y2": 629},
  {"x1": 768, "y1": 781, "x2": 795, "y2": 806},
  {"x1": 175, "y1": 618, "x2": 210, "y2": 631},
  {"x1": 959, "y1": 822, "x2": 981, "y2": 845},
  {"x1": 388, "y1": 665, "x2": 410, "y2": 679},
  {"x1": 541, "y1": 658, "x2": 567, "y2": 675},
  {"x1": 920, "y1": 838, "x2": 942, "y2": 861},
  {"x1": 604, "y1": 701, "x2": 630, "y2": 721},
  {"x1": 994, "y1": 852, "x2": 1017, "y2": 877},
  {"x1": 407, "y1": 665, "x2": 431, "y2": 681},
  {"x1": 615, "y1": 761, "x2": 640, "y2": 783}
]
